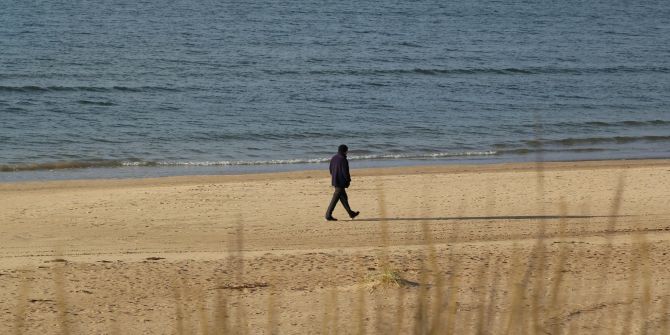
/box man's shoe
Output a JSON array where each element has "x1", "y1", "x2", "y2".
[
  {"x1": 349, "y1": 211, "x2": 360, "y2": 219},
  {"x1": 325, "y1": 216, "x2": 338, "y2": 221}
]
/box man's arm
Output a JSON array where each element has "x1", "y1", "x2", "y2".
[{"x1": 344, "y1": 159, "x2": 351, "y2": 187}]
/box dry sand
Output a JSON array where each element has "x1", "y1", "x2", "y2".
[{"x1": 1, "y1": 159, "x2": 670, "y2": 334}]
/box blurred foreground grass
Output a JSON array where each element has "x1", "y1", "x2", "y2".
[{"x1": 10, "y1": 168, "x2": 670, "y2": 335}]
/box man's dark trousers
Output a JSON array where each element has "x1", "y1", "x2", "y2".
[{"x1": 326, "y1": 187, "x2": 354, "y2": 218}]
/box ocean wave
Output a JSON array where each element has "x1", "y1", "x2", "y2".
[
  {"x1": 513, "y1": 120, "x2": 670, "y2": 137},
  {"x1": 0, "y1": 160, "x2": 125, "y2": 172},
  {"x1": 499, "y1": 148, "x2": 608, "y2": 155},
  {"x1": 77, "y1": 100, "x2": 116, "y2": 106},
  {"x1": 533, "y1": 119, "x2": 670, "y2": 129},
  {"x1": 526, "y1": 135, "x2": 670, "y2": 147},
  {"x1": 263, "y1": 66, "x2": 670, "y2": 77},
  {"x1": 0, "y1": 151, "x2": 498, "y2": 172},
  {"x1": 133, "y1": 151, "x2": 498, "y2": 166},
  {"x1": 0, "y1": 85, "x2": 181, "y2": 93},
  {"x1": 186, "y1": 128, "x2": 442, "y2": 142},
  {"x1": 349, "y1": 151, "x2": 497, "y2": 160}
]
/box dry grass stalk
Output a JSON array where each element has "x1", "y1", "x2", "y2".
[
  {"x1": 505, "y1": 282, "x2": 528, "y2": 335},
  {"x1": 375, "y1": 179, "x2": 391, "y2": 268},
  {"x1": 503, "y1": 245, "x2": 529, "y2": 335},
  {"x1": 564, "y1": 202, "x2": 593, "y2": 334},
  {"x1": 195, "y1": 288, "x2": 209, "y2": 335},
  {"x1": 213, "y1": 215, "x2": 238, "y2": 334},
  {"x1": 473, "y1": 178, "x2": 498, "y2": 333},
  {"x1": 533, "y1": 114, "x2": 547, "y2": 216},
  {"x1": 661, "y1": 296, "x2": 669, "y2": 334},
  {"x1": 483, "y1": 256, "x2": 503, "y2": 334},
  {"x1": 529, "y1": 123, "x2": 548, "y2": 335},
  {"x1": 525, "y1": 235, "x2": 548, "y2": 334},
  {"x1": 356, "y1": 283, "x2": 368, "y2": 335},
  {"x1": 635, "y1": 233, "x2": 652, "y2": 335},
  {"x1": 232, "y1": 216, "x2": 249, "y2": 334},
  {"x1": 393, "y1": 285, "x2": 407, "y2": 335},
  {"x1": 413, "y1": 259, "x2": 430, "y2": 335},
  {"x1": 444, "y1": 201, "x2": 465, "y2": 335},
  {"x1": 620, "y1": 240, "x2": 640, "y2": 335},
  {"x1": 321, "y1": 291, "x2": 333, "y2": 335},
  {"x1": 355, "y1": 252, "x2": 367, "y2": 335},
  {"x1": 593, "y1": 175, "x2": 626, "y2": 335},
  {"x1": 265, "y1": 275, "x2": 279, "y2": 335},
  {"x1": 394, "y1": 189, "x2": 425, "y2": 335},
  {"x1": 213, "y1": 289, "x2": 230, "y2": 335},
  {"x1": 420, "y1": 220, "x2": 445, "y2": 334},
  {"x1": 53, "y1": 258, "x2": 72, "y2": 335},
  {"x1": 523, "y1": 178, "x2": 547, "y2": 334},
  {"x1": 173, "y1": 279, "x2": 186, "y2": 335},
  {"x1": 414, "y1": 212, "x2": 433, "y2": 335},
  {"x1": 416, "y1": 180, "x2": 434, "y2": 335},
  {"x1": 13, "y1": 269, "x2": 32, "y2": 335},
  {"x1": 563, "y1": 253, "x2": 581, "y2": 331},
  {"x1": 443, "y1": 248, "x2": 462, "y2": 334},
  {"x1": 470, "y1": 256, "x2": 489, "y2": 335},
  {"x1": 321, "y1": 288, "x2": 339, "y2": 335},
  {"x1": 330, "y1": 288, "x2": 340, "y2": 335},
  {"x1": 547, "y1": 201, "x2": 570, "y2": 335},
  {"x1": 211, "y1": 236, "x2": 231, "y2": 335},
  {"x1": 374, "y1": 180, "x2": 393, "y2": 333},
  {"x1": 443, "y1": 270, "x2": 461, "y2": 335}
]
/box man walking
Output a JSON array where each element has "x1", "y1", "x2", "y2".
[{"x1": 325, "y1": 144, "x2": 360, "y2": 221}]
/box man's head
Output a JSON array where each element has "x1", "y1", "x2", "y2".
[{"x1": 338, "y1": 144, "x2": 348, "y2": 154}]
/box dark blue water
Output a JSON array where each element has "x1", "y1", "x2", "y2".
[{"x1": 2, "y1": 0, "x2": 670, "y2": 181}]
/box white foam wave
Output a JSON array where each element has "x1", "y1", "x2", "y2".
[
  {"x1": 349, "y1": 151, "x2": 498, "y2": 160},
  {"x1": 119, "y1": 151, "x2": 498, "y2": 167}
]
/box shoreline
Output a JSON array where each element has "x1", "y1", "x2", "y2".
[
  {"x1": 1, "y1": 150, "x2": 670, "y2": 183},
  {"x1": 2, "y1": 157, "x2": 670, "y2": 190}
]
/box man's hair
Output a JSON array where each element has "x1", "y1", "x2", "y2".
[{"x1": 338, "y1": 144, "x2": 348, "y2": 153}]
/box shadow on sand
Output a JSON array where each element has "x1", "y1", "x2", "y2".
[{"x1": 353, "y1": 215, "x2": 631, "y2": 222}]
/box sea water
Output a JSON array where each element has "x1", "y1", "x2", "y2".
[{"x1": 1, "y1": 0, "x2": 669, "y2": 181}]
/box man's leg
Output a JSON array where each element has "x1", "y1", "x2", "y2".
[
  {"x1": 325, "y1": 187, "x2": 342, "y2": 219},
  {"x1": 338, "y1": 188, "x2": 354, "y2": 216}
]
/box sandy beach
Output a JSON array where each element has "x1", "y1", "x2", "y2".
[{"x1": 2, "y1": 159, "x2": 670, "y2": 334}]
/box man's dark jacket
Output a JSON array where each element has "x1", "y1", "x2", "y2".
[{"x1": 329, "y1": 153, "x2": 351, "y2": 188}]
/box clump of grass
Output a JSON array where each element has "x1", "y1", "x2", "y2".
[{"x1": 365, "y1": 267, "x2": 413, "y2": 291}]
